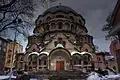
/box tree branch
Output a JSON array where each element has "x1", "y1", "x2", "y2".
[
  {"x1": 0, "y1": 12, "x2": 6, "y2": 22},
  {"x1": 0, "y1": 21, "x2": 13, "y2": 32},
  {"x1": 0, "y1": 0, "x2": 17, "y2": 9}
]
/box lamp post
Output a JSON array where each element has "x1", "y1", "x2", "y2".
[{"x1": 9, "y1": 18, "x2": 22, "y2": 80}]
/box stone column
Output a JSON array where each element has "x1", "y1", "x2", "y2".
[
  {"x1": 81, "y1": 61, "x2": 84, "y2": 72},
  {"x1": 70, "y1": 58, "x2": 73, "y2": 70},
  {"x1": 48, "y1": 57, "x2": 50, "y2": 70},
  {"x1": 37, "y1": 58, "x2": 39, "y2": 70}
]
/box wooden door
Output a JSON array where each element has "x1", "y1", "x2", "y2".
[
  {"x1": 56, "y1": 61, "x2": 60, "y2": 72},
  {"x1": 56, "y1": 61, "x2": 64, "y2": 72},
  {"x1": 60, "y1": 61, "x2": 64, "y2": 71}
]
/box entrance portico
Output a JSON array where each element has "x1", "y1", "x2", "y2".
[{"x1": 49, "y1": 48, "x2": 71, "y2": 71}]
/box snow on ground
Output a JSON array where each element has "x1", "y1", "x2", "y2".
[
  {"x1": 87, "y1": 72, "x2": 106, "y2": 80},
  {"x1": 0, "y1": 75, "x2": 16, "y2": 80},
  {"x1": 87, "y1": 72, "x2": 120, "y2": 80}
]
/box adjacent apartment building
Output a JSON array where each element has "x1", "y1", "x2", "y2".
[
  {"x1": 4, "y1": 41, "x2": 23, "y2": 70},
  {"x1": 108, "y1": 0, "x2": 120, "y2": 72},
  {"x1": 0, "y1": 37, "x2": 9, "y2": 73}
]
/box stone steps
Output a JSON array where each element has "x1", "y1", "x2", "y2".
[{"x1": 29, "y1": 71, "x2": 88, "y2": 80}]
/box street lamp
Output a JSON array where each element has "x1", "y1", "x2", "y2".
[{"x1": 9, "y1": 18, "x2": 22, "y2": 80}]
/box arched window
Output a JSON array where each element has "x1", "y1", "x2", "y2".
[
  {"x1": 51, "y1": 23, "x2": 55, "y2": 30},
  {"x1": 83, "y1": 55, "x2": 88, "y2": 65},
  {"x1": 72, "y1": 54, "x2": 81, "y2": 65},
  {"x1": 45, "y1": 25, "x2": 49, "y2": 31},
  {"x1": 69, "y1": 16, "x2": 74, "y2": 21},
  {"x1": 80, "y1": 37, "x2": 83, "y2": 42},
  {"x1": 79, "y1": 20, "x2": 81, "y2": 23},
  {"x1": 28, "y1": 54, "x2": 38, "y2": 69},
  {"x1": 56, "y1": 15, "x2": 64, "y2": 18},
  {"x1": 58, "y1": 22, "x2": 63, "y2": 29},
  {"x1": 46, "y1": 16, "x2": 51, "y2": 21},
  {"x1": 85, "y1": 49, "x2": 88, "y2": 52},
  {"x1": 79, "y1": 59, "x2": 81, "y2": 64},
  {"x1": 64, "y1": 23, "x2": 70, "y2": 30},
  {"x1": 84, "y1": 37, "x2": 87, "y2": 42},
  {"x1": 44, "y1": 60, "x2": 46, "y2": 65},
  {"x1": 71, "y1": 24, "x2": 75, "y2": 32},
  {"x1": 38, "y1": 54, "x2": 47, "y2": 66},
  {"x1": 39, "y1": 59, "x2": 41, "y2": 65}
]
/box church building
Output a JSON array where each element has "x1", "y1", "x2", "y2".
[{"x1": 16, "y1": 5, "x2": 106, "y2": 72}]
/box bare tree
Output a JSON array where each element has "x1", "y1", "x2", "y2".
[
  {"x1": 0, "y1": 0, "x2": 34, "y2": 37},
  {"x1": 0, "y1": 0, "x2": 59, "y2": 39},
  {"x1": 102, "y1": 13, "x2": 117, "y2": 40}
]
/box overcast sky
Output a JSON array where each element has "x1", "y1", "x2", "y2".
[
  {"x1": 20, "y1": 0, "x2": 117, "y2": 52},
  {"x1": 59, "y1": 0, "x2": 117, "y2": 52}
]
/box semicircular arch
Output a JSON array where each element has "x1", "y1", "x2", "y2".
[{"x1": 49, "y1": 48, "x2": 71, "y2": 60}]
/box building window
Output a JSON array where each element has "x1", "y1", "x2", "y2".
[
  {"x1": 44, "y1": 60, "x2": 46, "y2": 65},
  {"x1": 45, "y1": 25, "x2": 49, "y2": 31},
  {"x1": 79, "y1": 59, "x2": 81, "y2": 64},
  {"x1": 51, "y1": 23, "x2": 55, "y2": 30},
  {"x1": 79, "y1": 20, "x2": 81, "y2": 23},
  {"x1": 20, "y1": 57, "x2": 23, "y2": 61},
  {"x1": 97, "y1": 57, "x2": 101, "y2": 61},
  {"x1": 29, "y1": 67, "x2": 32, "y2": 69},
  {"x1": 83, "y1": 61, "x2": 88, "y2": 65},
  {"x1": 69, "y1": 16, "x2": 74, "y2": 21},
  {"x1": 58, "y1": 22, "x2": 63, "y2": 29},
  {"x1": 39, "y1": 59, "x2": 41, "y2": 65},
  {"x1": 71, "y1": 24, "x2": 75, "y2": 32},
  {"x1": 32, "y1": 62, "x2": 37, "y2": 64},
  {"x1": 29, "y1": 62, "x2": 31, "y2": 65},
  {"x1": 85, "y1": 49, "x2": 88, "y2": 52},
  {"x1": 80, "y1": 37, "x2": 83, "y2": 42},
  {"x1": 64, "y1": 23, "x2": 70, "y2": 30},
  {"x1": 74, "y1": 61, "x2": 76, "y2": 65},
  {"x1": 46, "y1": 16, "x2": 51, "y2": 21},
  {"x1": 7, "y1": 59, "x2": 10, "y2": 63}
]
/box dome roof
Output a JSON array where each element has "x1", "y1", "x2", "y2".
[{"x1": 44, "y1": 5, "x2": 77, "y2": 14}]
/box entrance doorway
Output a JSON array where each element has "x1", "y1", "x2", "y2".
[{"x1": 56, "y1": 61, "x2": 64, "y2": 72}]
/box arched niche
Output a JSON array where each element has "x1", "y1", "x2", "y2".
[
  {"x1": 57, "y1": 22, "x2": 63, "y2": 29},
  {"x1": 64, "y1": 22, "x2": 70, "y2": 30},
  {"x1": 50, "y1": 23, "x2": 56, "y2": 31},
  {"x1": 38, "y1": 54, "x2": 48, "y2": 70},
  {"x1": 71, "y1": 24, "x2": 75, "y2": 32},
  {"x1": 46, "y1": 16, "x2": 51, "y2": 21},
  {"x1": 28, "y1": 54, "x2": 38, "y2": 70},
  {"x1": 49, "y1": 48, "x2": 71, "y2": 71},
  {"x1": 69, "y1": 16, "x2": 74, "y2": 21},
  {"x1": 72, "y1": 53, "x2": 82, "y2": 65}
]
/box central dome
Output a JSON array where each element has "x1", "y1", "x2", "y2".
[{"x1": 44, "y1": 5, "x2": 77, "y2": 14}]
